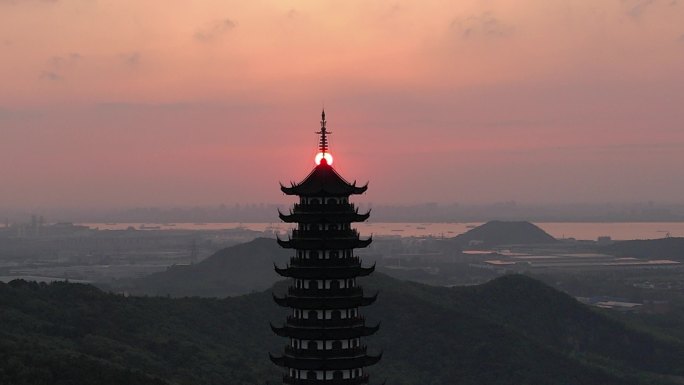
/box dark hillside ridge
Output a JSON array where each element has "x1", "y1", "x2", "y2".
[
  {"x1": 106, "y1": 223, "x2": 558, "y2": 297},
  {"x1": 108, "y1": 237, "x2": 289, "y2": 297},
  {"x1": 601, "y1": 237, "x2": 684, "y2": 261},
  {"x1": 453, "y1": 220, "x2": 558, "y2": 247},
  {"x1": 3, "y1": 274, "x2": 684, "y2": 385}
]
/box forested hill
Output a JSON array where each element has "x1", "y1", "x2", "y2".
[
  {"x1": 3, "y1": 274, "x2": 684, "y2": 385},
  {"x1": 453, "y1": 220, "x2": 558, "y2": 247},
  {"x1": 601, "y1": 237, "x2": 684, "y2": 261},
  {"x1": 108, "y1": 237, "x2": 290, "y2": 297}
]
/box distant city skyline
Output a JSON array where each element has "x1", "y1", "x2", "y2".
[{"x1": 1, "y1": 1, "x2": 684, "y2": 208}]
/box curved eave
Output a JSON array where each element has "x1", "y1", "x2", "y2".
[
  {"x1": 271, "y1": 323, "x2": 380, "y2": 339},
  {"x1": 279, "y1": 164, "x2": 369, "y2": 197},
  {"x1": 358, "y1": 263, "x2": 375, "y2": 277},
  {"x1": 273, "y1": 264, "x2": 376, "y2": 279},
  {"x1": 270, "y1": 353, "x2": 382, "y2": 370},
  {"x1": 280, "y1": 185, "x2": 368, "y2": 197},
  {"x1": 273, "y1": 293, "x2": 378, "y2": 309},
  {"x1": 279, "y1": 211, "x2": 371, "y2": 224},
  {"x1": 277, "y1": 237, "x2": 373, "y2": 250}
]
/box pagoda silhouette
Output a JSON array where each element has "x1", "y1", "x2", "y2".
[{"x1": 270, "y1": 111, "x2": 381, "y2": 384}]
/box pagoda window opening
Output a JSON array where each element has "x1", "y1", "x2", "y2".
[
  {"x1": 307, "y1": 310, "x2": 319, "y2": 320},
  {"x1": 331, "y1": 310, "x2": 341, "y2": 320},
  {"x1": 309, "y1": 250, "x2": 319, "y2": 259},
  {"x1": 307, "y1": 341, "x2": 319, "y2": 351},
  {"x1": 306, "y1": 370, "x2": 316, "y2": 380},
  {"x1": 332, "y1": 340, "x2": 342, "y2": 350},
  {"x1": 330, "y1": 280, "x2": 340, "y2": 290},
  {"x1": 330, "y1": 250, "x2": 339, "y2": 258},
  {"x1": 327, "y1": 198, "x2": 337, "y2": 204},
  {"x1": 333, "y1": 371, "x2": 343, "y2": 380},
  {"x1": 310, "y1": 198, "x2": 320, "y2": 205}
]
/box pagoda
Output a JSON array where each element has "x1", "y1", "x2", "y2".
[{"x1": 270, "y1": 111, "x2": 381, "y2": 384}]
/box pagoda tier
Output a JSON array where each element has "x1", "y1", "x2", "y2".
[
  {"x1": 270, "y1": 323, "x2": 381, "y2": 339},
  {"x1": 277, "y1": 238, "x2": 373, "y2": 250},
  {"x1": 280, "y1": 162, "x2": 368, "y2": 197},
  {"x1": 272, "y1": 111, "x2": 379, "y2": 385},
  {"x1": 279, "y1": 210, "x2": 370, "y2": 224},
  {"x1": 274, "y1": 264, "x2": 375, "y2": 279},
  {"x1": 270, "y1": 354, "x2": 382, "y2": 370},
  {"x1": 273, "y1": 292, "x2": 378, "y2": 309},
  {"x1": 282, "y1": 346, "x2": 368, "y2": 358},
  {"x1": 282, "y1": 375, "x2": 370, "y2": 385},
  {"x1": 284, "y1": 315, "x2": 366, "y2": 328},
  {"x1": 284, "y1": 256, "x2": 365, "y2": 268}
]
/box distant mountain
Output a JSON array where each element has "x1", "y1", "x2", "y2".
[
  {"x1": 453, "y1": 220, "x2": 558, "y2": 247},
  {"x1": 3, "y1": 274, "x2": 684, "y2": 385},
  {"x1": 601, "y1": 237, "x2": 684, "y2": 261},
  {"x1": 108, "y1": 237, "x2": 289, "y2": 297},
  {"x1": 109, "y1": 223, "x2": 557, "y2": 297}
]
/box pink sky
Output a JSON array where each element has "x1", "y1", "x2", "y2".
[{"x1": 1, "y1": 0, "x2": 684, "y2": 208}]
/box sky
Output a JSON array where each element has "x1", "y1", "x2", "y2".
[{"x1": 1, "y1": 0, "x2": 684, "y2": 209}]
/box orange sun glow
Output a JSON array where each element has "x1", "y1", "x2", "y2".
[{"x1": 315, "y1": 152, "x2": 333, "y2": 165}]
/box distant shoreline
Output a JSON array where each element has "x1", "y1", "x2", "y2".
[{"x1": 77, "y1": 221, "x2": 684, "y2": 241}]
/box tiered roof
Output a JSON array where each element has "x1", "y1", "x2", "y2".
[{"x1": 280, "y1": 160, "x2": 368, "y2": 197}]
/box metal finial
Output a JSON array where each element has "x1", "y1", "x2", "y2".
[{"x1": 316, "y1": 109, "x2": 331, "y2": 155}]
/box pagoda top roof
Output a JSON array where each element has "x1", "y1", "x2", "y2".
[{"x1": 281, "y1": 159, "x2": 368, "y2": 197}]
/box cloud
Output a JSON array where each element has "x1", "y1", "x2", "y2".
[
  {"x1": 50, "y1": 52, "x2": 81, "y2": 67},
  {"x1": 120, "y1": 51, "x2": 140, "y2": 66},
  {"x1": 39, "y1": 71, "x2": 61, "y2": 81},
  {"x1": 194, "y1": 18, "x2": 236, "y2": 42},
  {"x1": 624, "y1": 0, "x2": 655, "y2": 18},
  {"x1": 451, "y1": 12, "x2": 513, "y2": 39},
  {"x1": 0, "y1": 0, "x2": 57, "y2": 4},
  {"x1": 622, "y1": 0, "x2": 677, "y2": 19},
  {"x1": 40, "y1": 52, "x2": 80, "y2": 80}
]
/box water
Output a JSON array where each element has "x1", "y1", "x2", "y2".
[{"x1": 80, "y1": 222, "x2": 684, "y2": 241}]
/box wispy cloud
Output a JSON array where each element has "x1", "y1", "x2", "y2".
[
  {"x1": 39, "y1": 52, "x2": 81, "y2": 80},
  {"x1": 451, "y1": 12, "x2": 514, "y2": 39},
  {"x1": 39, "y1": 71, "x2": 61, "y2": 81},
  {"x1": 0, "y1": 0, "x2": 58, "y2": 4},
  {"x1": 119, "y1": 51, "x2": 140, "y2": 66},
  {"x1": 622, "y1": 0, "x2": 677, "y2": 19},
  {"x1": 194, "y1": 18, "x2": 237, "y2": 42}
]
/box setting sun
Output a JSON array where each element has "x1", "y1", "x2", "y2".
[{"x1": 314, "y1": 152, "x2": 333, "y2": 165}]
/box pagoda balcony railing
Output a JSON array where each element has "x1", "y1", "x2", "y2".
[
  {"x1": 291, "y1": 229, "x2": 359, "y2": 239},
  {"x1": 283, "y1": 345, "x2": 367, "y2": 358},
  {"x1": 283, "y1": 374, "x2": 369, "y2": 385},
  {"x1": 293, "y1": 203, "x2": 356, "y2": 213},
  {"x1": 286, "y1": 315, "x2": 365, "y2": 328},
  {"x1": 289, "y1": 256, "x2": 361, "y2": 267},
  {"x1": 288, "y1": 287, "x2": 363, "y2": 297}
]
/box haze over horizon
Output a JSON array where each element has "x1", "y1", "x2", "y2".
[{"x1": 2, "y1": 1, "x2": 684, "y2": 209}]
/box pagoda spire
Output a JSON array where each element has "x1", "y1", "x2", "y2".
[{"x1": 316, "y1": 109, "x2": 331, "y2": 155}]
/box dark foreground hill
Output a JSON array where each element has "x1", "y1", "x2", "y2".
[
  {"x1": 602, "y1": 237, "x2": 684, "y2": 261},
  {"x1": 3, "y1": 274, "x2": 684, "y2": 385},
  {"x1": 454, "y1": 220, "x2": 558, "y2": 247},
  {"x1": 108, "y1": 237, "x2": 290, "y2": 297}
]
